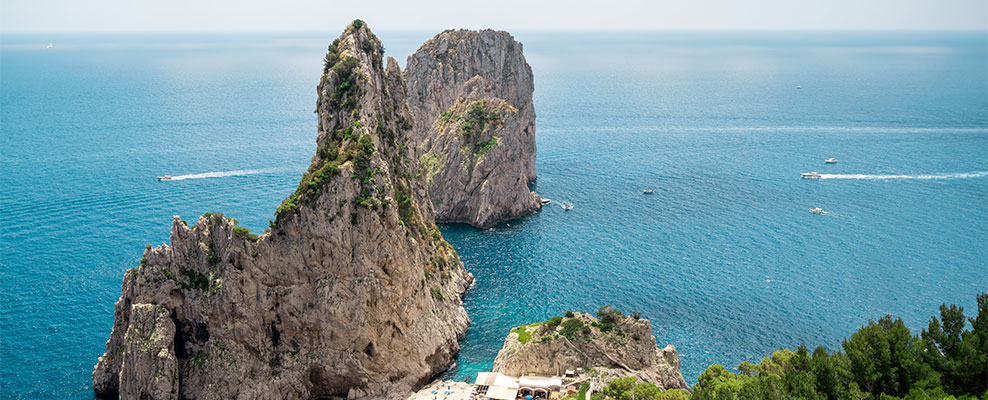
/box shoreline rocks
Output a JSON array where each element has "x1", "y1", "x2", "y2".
[{"x1": 492, "y1": 308, "x2": 690, "y2": 391}]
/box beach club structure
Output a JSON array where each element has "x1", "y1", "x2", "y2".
[{"x1": 473, "y1": 371, "x2": 578, "y2": 400}]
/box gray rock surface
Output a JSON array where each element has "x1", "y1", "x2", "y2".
[
  {"x1": 118, "y1": 304, "x2": 179, "y2": 400},
  {"x1": 492, "y1": 310, "x2": 690, "y2": 391},
  {"x1": 405, "y1": 29, "x2": 540, "y2": 229},
  {"x1": 93, "y1": 21, "x2": 473, "y2": 399}
]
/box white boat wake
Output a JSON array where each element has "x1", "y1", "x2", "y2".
[
  {"x1": 818, "y1": 171, "x2": 988, "y2": 180},
  {"x1": 164, "y1": 169, "x2": 279, "y2": 181}
]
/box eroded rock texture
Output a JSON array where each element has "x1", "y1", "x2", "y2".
[
  {"x1": 492, "y1": 309, "x2": 690, "y2": 391},
  {"x1": 93, "y1": 21, "x2": 472, "y2": 399},
  {"x1": 405, "y1": 29, "x2": 540, "y2": 229}
]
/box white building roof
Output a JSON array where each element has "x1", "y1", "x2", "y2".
[
  {"x1": 486, "y1": 385, "x2": 519, "y2": 400},
  {"x1": 518, "y1": 376, "x2": 563, "y2": 389},
  {"x1": 474, "y1": 372, "x2": 519, "y2": 389}
]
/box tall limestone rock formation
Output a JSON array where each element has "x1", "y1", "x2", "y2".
[
  {"x1": 92, "y1": 20, "x2": 473, "y2": 399},
  {"x1": 492, "y1": 308, "x2": 690, "y2": 391},
  {"x1": 404, "y1": 29, "x2": 540, "y2": 229}
]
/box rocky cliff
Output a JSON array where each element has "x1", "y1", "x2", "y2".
[
  {"x1": 93, "y1": 20, "x2": 473, "y2": 399},
  {"x1": 492, "y1": 307, "x2": 689, "y2": 391},
  {"x1": 404, "y1": 29, "x2": 540, "y2": 229}
]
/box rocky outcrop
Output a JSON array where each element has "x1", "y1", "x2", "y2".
[
  {"x1": 93, "y1": 20, "x2": 473, "y2": 399},
  {"x1": 405, "y1": 29, "x2": 540, "y2": 229},
  {"x1": 492, "y1": 308, "x2": 689, "y2": 391}
]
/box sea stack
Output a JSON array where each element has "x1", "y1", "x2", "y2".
[
  {"x1": 492, "y1": 307, "x2": 690, "y2": 391},
  {"x1": 92, "y1": 20, "x2": 473, "y2": 399},
  {"x1": 405, "y1": 29, "x2": 541, "y2": 229}
]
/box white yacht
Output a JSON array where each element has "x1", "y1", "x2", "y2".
[
  {"x1": 810, "y1": 208, "x2": 826, "y2": 215},
  {"x1": 561, "y1": 203, "x2": 573, "y2": 211},
  {"x1": 643, "y1": 189, "x2": 655, "y2": 194},
  {"x1": 46, "y1": 43, "x2": 54, "y2": 49},
  {"x1": 540, "y1": 198, "x2": 551, "y2": 205},
  {"x1": 824, "y1": 158, "x2": 838, "y2": 164},
  {"x1": 801, "y1": 172, "x2": 821, "y2": 179},
  {"x1": 157, "y1": 175, "x2": 173, "y2": 181}
]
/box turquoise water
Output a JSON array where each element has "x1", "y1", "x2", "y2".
[{"x1": 1, "y1": 31, "x2": 986, "y2": 398}]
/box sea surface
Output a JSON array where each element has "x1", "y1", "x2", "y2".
[{"x1": 1, "y1": 30, "x2": 986, "y2": 398}]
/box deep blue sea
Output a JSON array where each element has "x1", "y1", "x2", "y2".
[{"x1": 1, "y1": 30, "x2": 986, "y2": 398}]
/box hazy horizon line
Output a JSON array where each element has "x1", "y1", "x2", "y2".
[{"x1": 4, "y1": 27, "x2": 987, "y2": 35}]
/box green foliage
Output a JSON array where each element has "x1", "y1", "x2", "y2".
[
  {"x1": 559, "y1": 318, "x2": 585, "y2": 340},
  {"x1": 473, "y1": 136, "x2": 499, "y2": 157},
  {"x1": 844, "y1": 315, "x2": 938, "y2": 397},
  {"x1": 512, "y1": 326, "x2": 533, "y2": 344},
  {"x1": 921, "y1": 293, "x2": 988, "y2": 396},
  {"x1": 394, "y1": 188, "x2": 416, "y2": 227},
  {"x1": 328, "y1": 56, "x2": 362, "y2": 109},
  {"x1": 690, "y1": 293, "x2": 988, "y2": 400},
  {"x1": 232, "y1": 226, "x2": 259, "y2": 241},
  {"x1": 596, "y1": 305, "x2": 623, "y2": 332},
  {"x1": 459, "y1": 100, "x2": 501, "y2": 139},
  {"x1": 322, "y1": 39, "x2": 341, "y2": 73},
  {"x1": 430, "y1": 286, "x2": 444, "y2": 301},
  {"x1": 350, "y1": 19, "x2": 364, "y2": 30},
  {"x1": 565, "y1": 311, "x2": 575, "y2": 318},
  {"x1": 594, "y1": 377, "x2": 689, "y2": 400},
  {"x1": 545, "y1": 316, "x2": 563, "y2": 331}
]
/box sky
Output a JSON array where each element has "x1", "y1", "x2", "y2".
[{"x1": 1, "y1": 0, "x2": 986, "y2": 33}]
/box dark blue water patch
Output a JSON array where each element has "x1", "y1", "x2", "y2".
[{"x1": 1, "y1": 31, "x2": 986, "y2": 399}]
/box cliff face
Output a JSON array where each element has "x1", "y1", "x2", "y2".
[
  {"x1": 404, "y1": 29, "x2": 540, "y2": 229},
  {"x1": 492, "y1": 309, "x2": 689, "y2": 391},
  {"x1": 93, "y1": 21, "x2": 473, "y2": 399}
]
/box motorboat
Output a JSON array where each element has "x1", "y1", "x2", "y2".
[
  {"x1": 540, "y1": 198, "x2": 551, "y2": 205},
  {"x1": 796, "y1": 85, "x2": 802, "y2": 89},
  {"x1": 157, "y1": 175, "x2": 173, "y2": 181},
  {"x1": 801, "y1": 172, "x2": 821, "y2": 179},
  {"x1": 643, "y1": 189, "x2": 655, "y2": 194},
  {"x1": 46, "y1": 43, "x2": 53, "y2": 49},
  {"x1": 810, "y1": 207, "x2": 826, "y2": 215},
  {"x1": 561, "y1": 203, "x2": 573, "y2": 211},
  {"x1": 824, "y1": 158, "x2": 838, "y2": 164}
]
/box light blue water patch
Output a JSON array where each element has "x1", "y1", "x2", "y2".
[{"x1": 1, "y1": 30, "x2": 986, "y2": 398}]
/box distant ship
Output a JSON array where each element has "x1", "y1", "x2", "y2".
[
  {"x1": 45, "y1": 43, "x2": 54, "y2": 49},
  {"x1": 561, "y1": 203, "x2": 573, "y2": 211},
  {"x1": 643, "y1": 189, "x2": 655, "y2": 194},
  {"x1": 157, "y1": 175, "x2": 173, "y2": 181},
  {"x1": 796, "y1": 85, "x2": 802, "y2": 89},
  {"x1": 801, "y1": 172, "x2": 821, "y2": 179},
  {"x1": 810, "y1": 207, "x2": 826, "y2": 215},
  {"x1": 825, "y1": 158, "x2": 838, "y2": 164},
  {"x1": 540, "y1": 198, "x2": 551, "y2": 205}
]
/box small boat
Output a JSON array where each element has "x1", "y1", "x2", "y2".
[
  {"x1": 801, "y1": 172, "x2": 821, "y2": 179},
  {"x1": 795, "y1": 85, "x2": 802, "y2": 89},
  {"x1": 824, "y1": 158, "x2": 838, "y2": 164},
  {"x1": 810, "y1": 207, "x2": 826, "y2": 215},
  {"x1": 45, "y1": 43, "x2": 53, "y2": 49},
  {"x1": 157, "y1": 175, "x2": 173, "y2": 181},
  {"x1": 561, "y1": 203, "x2": 573, "y2": 211},
  {"x1": 540, "y1": 198, "x2": 551, "y2": 205},
  {"x1": 643, "y1": 189, "x2": 655, "y2": 194}
]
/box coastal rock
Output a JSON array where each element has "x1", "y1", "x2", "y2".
[
  {"x1": 492, "y1": 308, "x2": 689, "y2": 391},
  {"x1": 405, "y1": 29, "x2": 540, "y2": 229},
  {"x1": 118, "y1": 304, "x2": 179, "y2": 400},
  {"x1": 93, "y1": 20, "x2": 473, "y2": 399}
]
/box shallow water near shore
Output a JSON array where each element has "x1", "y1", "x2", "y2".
[{"x1": 1, "y1": 30, "x2": 986, "y2": 398}]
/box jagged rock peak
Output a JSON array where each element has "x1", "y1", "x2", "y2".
[
  {"x1": 93, "y1": 20, "x2": 473, "y2": 400},
  {"x1": 492, "y1": 307, "x2": 690, "y2": 391},
  {"x1": 405, "y1": 29, "x2": 540, "y2": 229}
]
